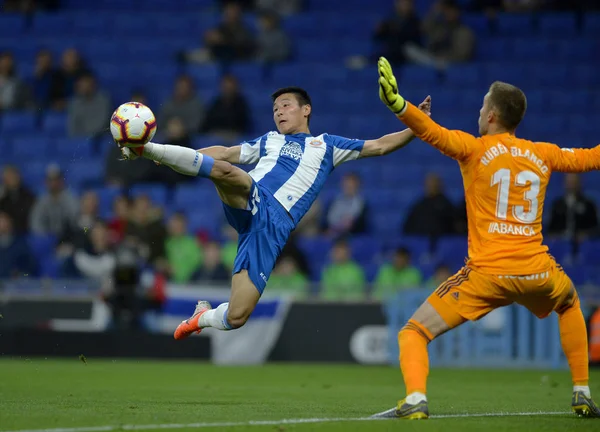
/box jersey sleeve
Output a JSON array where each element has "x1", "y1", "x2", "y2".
[
  {"x1": 537, "y1": 142, "x2": 600, "y2": 173},
  {"x1": 329, "y1": 134, "x2": 365, "y2": 166},
  {"x1": 399, "y1": 103, "x2": 483, "y2": 162},
  {"x1": 239, "y1": 133, "x2": 266, "y2": 164}
]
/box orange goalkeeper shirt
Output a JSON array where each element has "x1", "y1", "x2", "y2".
[{"x1": 399, "y1": 103, "x2": 600, "y2": 275}]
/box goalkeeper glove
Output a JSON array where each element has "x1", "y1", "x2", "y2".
[{"x1": 378, "y1": 57, "x2": 406, "y2": 115}]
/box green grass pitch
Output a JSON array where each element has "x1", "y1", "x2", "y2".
[{"x1": 1, "y1": 358, "x2": 600, "y2": 432}]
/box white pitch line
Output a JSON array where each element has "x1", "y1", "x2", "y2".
[{"x1": 1, "y1": 411, "x2": 572, "y2": 432}]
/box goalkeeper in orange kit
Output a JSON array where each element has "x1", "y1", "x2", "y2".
[{"x1": 375, "y1": 57, "x2": 600, "y2": 420}]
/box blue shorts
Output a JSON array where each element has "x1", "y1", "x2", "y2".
[{"x1": 223, "y1": 182, "x2": 295, "y2": 294}]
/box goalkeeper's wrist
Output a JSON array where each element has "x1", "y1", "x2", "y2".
[{"x1": 392, "y1": 98, "x2": 408, "y2": 116}]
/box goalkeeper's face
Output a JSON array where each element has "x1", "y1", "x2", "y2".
[{"x1": 273, "y1": 93, "x2": 311, "y2": 135}]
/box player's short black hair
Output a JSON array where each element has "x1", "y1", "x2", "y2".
[
  {"x1": 271, "y1": 86, "x2": 312, "y2": 124},
  {"x1": 395, "y1": 247, "x2": 411, "y2": 258}
]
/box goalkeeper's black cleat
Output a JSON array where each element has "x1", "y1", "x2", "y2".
[
  {"x1": 572, "y1": 391, "x2": 600, "y2": 418},
  {"x1": 395, "y1": 398, "x2": 429, "y2": 420}
]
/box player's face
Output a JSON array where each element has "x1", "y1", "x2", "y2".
[
  {"x1": 273, "y1": 94, "x2": 310, "y2": 135},
  {"x1": 478, "y1": 92, "x2": 492, "y2": 136}
]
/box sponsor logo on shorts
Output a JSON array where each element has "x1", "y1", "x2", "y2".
[{"x1": 260, "y1": 272, "x2": 268, "y2": 282}]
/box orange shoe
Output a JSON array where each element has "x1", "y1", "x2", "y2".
[{"x1": 174, "y1": 301, "x2": 212, "y2": 340}]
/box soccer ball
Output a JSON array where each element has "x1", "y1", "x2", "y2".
[{"x1": 110, "y1": 102, "x2": 157, "y2": 148}]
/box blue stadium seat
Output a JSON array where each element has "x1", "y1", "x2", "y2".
[
  {"x1": 435, "y1": 236, "x2": 469, "y2": 272},
  {"x1": 512, "y1": 39, "x2": 553, "y2": 61},
  {"x1": 297, "y1": 237, "x2": 333, "y2": 281},
  {"x1": 583, "y1": 13, "x2": 600, "y2": 35},
  {"x1": 0, "y1": 14, "x2": 25, "y2": 36},
  {"x1": 53, "y1": 138, "x2": 94, "y2": 161},
  {"x1": 494, "y1": 14, "x2": 535, "y2": 36},
  {"x1": 41, "y1": 112, "x2": 68, "y2": 137},
  {"x1": 544, "y1": 238, "x2": 573, "y2": 264},
  {"x1": 577, "y1": 241, "x2": 600, "y2": 267},
  {"x1": 10, "y1": 136, "x2": 50, "y2": 158},
  {"x1": 384, "y1": 236, "x2": 432, "y2": 267},
  {"x1": 93, "y1": 186, "x2": 123, "y2": 218},
  {"x1": 1, "y1": 112, "x2": 36, "y2": 135},
  {"x1": 444, "y1": 64, "x2": 483, "y2": 87},
  {"x1": 65, "y1": 161, "x2": 104, "y2": 189},
  {"x1": 538, "y1": 13, "x2": 578, "y2": 36},
  {"x1": 28, "y1": 234, "x2": 57, "y2": 262},
  {"x1": 31, "y1": 14, "x2": 73, "y2": 35},
  {"x1": 349, "y1": 235, "x2": 382, "y2": 267},
  {"x1": 129, "y1": 183, "x2": 169, "y2": 207}
]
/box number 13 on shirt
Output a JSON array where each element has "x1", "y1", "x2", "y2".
[{"x1": 491, "y1": 169, "x2": 540, "y2": 224}]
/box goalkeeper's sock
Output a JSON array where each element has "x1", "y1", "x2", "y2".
[
  {"x1": 399, "y1": 319, "x2": 431, "y2": 396},
  {"x1": 143, "y1": 143, "x2": 214, "y2": 177},
  {"x1": 198, "y1": 302, "x2": 232, "y2": 330},
  {"x1": 558, "y1": 293, "x2": 589, "y2": 389}
]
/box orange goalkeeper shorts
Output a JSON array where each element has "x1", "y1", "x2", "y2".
[{"x1": 427, "y1": 262, "x2": 573, "y2": 322}]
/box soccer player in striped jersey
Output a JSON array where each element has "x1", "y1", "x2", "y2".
[{"x1": 119, "y1": 87, "x2": 431, "y2": 337}]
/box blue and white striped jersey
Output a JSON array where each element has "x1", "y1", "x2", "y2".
[{"x1": 239, "y1": 131, "x2": 365, "y2": 226}]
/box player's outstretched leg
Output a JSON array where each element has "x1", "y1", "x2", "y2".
[
  {"x1": 557, "y1": 286, "x2": 600, "y2": 418},
  {"x1": 174, "y1": 270, "x2": 260, "y2": 339},
  {"x1": 395, "y1": 297, "x2": 465, "y2": 420}
]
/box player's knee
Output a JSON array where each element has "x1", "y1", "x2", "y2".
[
  {"x1": 226, "y1": 307, "x2": 252, "y2": 329},
  {"x1": 557, "y1": 286, "x2": 580, "y2": 315}
]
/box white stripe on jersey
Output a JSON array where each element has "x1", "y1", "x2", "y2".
[
  {"x1": 249, "y1": 133, "x2": 286, "y2": 182},
  {"x1": 273, "y1": 135, "x2": 327, "y2": 212}
]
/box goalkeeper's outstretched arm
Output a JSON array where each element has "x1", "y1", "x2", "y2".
[
  {"x1": 377, "y1": 57, "x2": 482, "y2": 162},
  {"x1": 360, "y1": 96, "x2": 431, "y2": 158}
]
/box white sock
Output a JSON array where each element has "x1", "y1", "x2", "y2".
[
  {"x1": 198, "y1": 302, "x2": 232, "y2": 330},
  {"x1": 406, "y1": 392, "x2": 427, "y2": 404},
  {"x1": 574, "y1": 385, "x2": 591, "y2": 398},
  {"x1": 143, "y1": 143, "x2": 213, "y2": 177}
]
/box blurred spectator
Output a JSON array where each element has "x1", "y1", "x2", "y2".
[
  {"x1": 193, "y1": 240, "x2": 230, "y2": 283},
  {"x1": 162, "y1": 117, "x2": 192, "y2": 149},
  {"x1": 373, "y1": 0, "x2": 421, "y2": 66},
  {"x1": 295, "y1": 199, "x2": 322, "y2": 237},
  {"x1": 405, "y1": 0, "x2": 475, "y2": 69},
  {"x1": 68, "y1": 73, "x2": 111, "y2": 138},
  {"x1": 321, "y1": 239, "x2": 365, "y2": 301},
  {"x1": 129, "y1": 89, "x2": 148, "y2": 105},
  {"x1": 278, "y1": 234, "x2": 310, "y2": 277},
  {"x1": 67, "y1": 191, "x2": 101, "y2": 248},
  {"x1": 0, "y1": 165, "x2": 35, "y2": 234},
  {"x1": 0, "y1": 51, "x2": 31, "y2": 110},
  {"x1": 3, "y1": 0, "x2": 60, "y2": 12},
  {"x1": 51, "y1": 48, "x2": 88, "y2": 110},
  {"x1": 256, "y1": 11, "x2": 291, "y2": 64},
  {"x1": 165, "y1": 212, "x2": 203, "y2": 283},
  {"x1": 325, "y1": 173, "x2": 367, "y2": 237},
  {"x1": 454, "y1": 199, "x2": 468, "y2": 235},
  {"x1": 201, "y1": 74, "x2": 251, "y2": 142},
  {"x1": 221, "y1": 224, "x2": 239, "y2": 271},
  {"x1": 125, "y1": 195, "x2": 167, "y2": 268},
  {"x1": 0, "y1": 212, "x2": 35, "y2": 279},
  {"x1": 255, "y1": 0, "x2": 302, "y2": 16},
  {"x1": 108, "y1": 195, "x2": 131, "y2": 245},
  {"x1": 403, "y1": 173, "x2": 456, "y2": 238},
  {"x1": 372, "y1": 247, "x2": 423, "y2": 300},
  {"x1": 502, "y1": 0, "x2": 542, "y2": 12},
  {"x1": 159, "y1": 75, "x2": 204, "y2": 135},
  {"x1": 203, "y1": 2, "x2": 255, "y2": 63},
  {"x1": 268, "y1": 256, "x2": 309, "y2": 298},
  {"x1": 73, "y1": 221, "x2": 116, "y2": 284},
  {"x1": 31, "y1": 49, "x2": 61, "y2": 109},
  {"x1": 548, "y1": 174, "x2": 598, "y2": 241},
  {"x1": 425, "y1": 263, "x2": 452, "y2": 289},
  {"x1": 29, "y1": 164, "x2": 79, "y2": 240}
]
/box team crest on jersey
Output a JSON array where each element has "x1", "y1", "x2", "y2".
[
  {"x1": 309, "y1": 139, "x2": 322, "y2": 147},
  {"x1": 280, "y1": 141, "x2": 303, "y2": 161}
]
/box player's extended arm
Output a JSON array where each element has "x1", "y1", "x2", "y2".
[
  {"x1": 377, "y1": 57, "x2": 481, "y2": 161},
  {"x1": 538, "y1": 142, "x2": 600, "y2": 173},
  {"x1": 197, "y1": 145, "x2": 242, "y2": 164},
  {"x1": 360, "y1": 96, "x2": 431, "y2": 158}
]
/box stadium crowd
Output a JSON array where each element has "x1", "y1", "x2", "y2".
[{"x1": 1, "y1": 0, "x2": 600, "y2": 326}]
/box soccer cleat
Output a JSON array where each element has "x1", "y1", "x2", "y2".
[
  {"x1": 173, "y1": 301, "x2": 212, "y2": 340},
  {"x1": 572, "y1": 391, "x2": 600, "y2": 418},
  {"x1": 395, "y1": 398, "x2": 429, "y2": 420}
]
